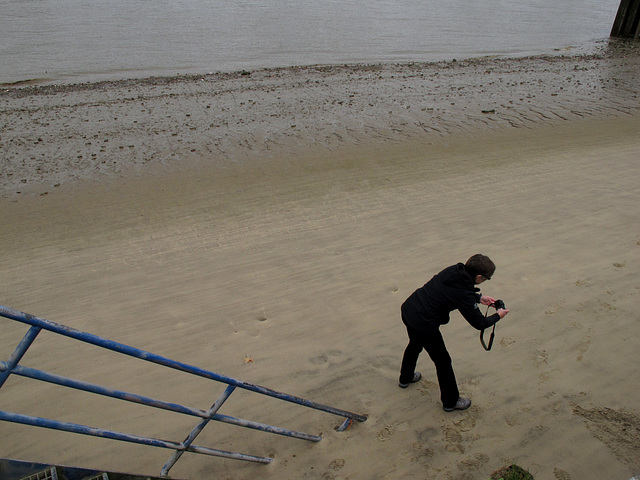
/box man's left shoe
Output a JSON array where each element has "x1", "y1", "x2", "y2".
[{"x1": 398, "y1": 372, "x2": 422, "y2": 388}]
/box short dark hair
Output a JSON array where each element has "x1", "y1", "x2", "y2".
[{"x1": 465, "y1": 254, "x2": 496, "y2": 279}]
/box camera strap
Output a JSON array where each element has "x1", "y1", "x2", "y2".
[{"x1": 480, "y1": 306, "x2": 496, "y2": 351}]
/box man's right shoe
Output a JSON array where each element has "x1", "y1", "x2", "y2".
[{"x1": 443, "y1": 397, "x2": 471, "y2": 412}]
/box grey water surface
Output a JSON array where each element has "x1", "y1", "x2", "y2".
[{"x1": 0, "y1": 0, "x2": 621, "y2": 85}]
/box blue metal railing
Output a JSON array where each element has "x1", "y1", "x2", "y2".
[{"x1": 0, "y1": 304, "x2": 367, "y2": 477}]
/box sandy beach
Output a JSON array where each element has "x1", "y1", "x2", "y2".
[{"x1": 1, "y1": 41, "x2": 640, "y2": 480}]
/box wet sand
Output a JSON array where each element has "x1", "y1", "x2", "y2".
[{"x1": 1, "y1": 42, "x2": 640, "y2": 479}]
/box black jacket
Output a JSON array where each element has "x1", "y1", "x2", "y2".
[{"x1": 401, "y1": 263, "x2": 500, "y2": 332}]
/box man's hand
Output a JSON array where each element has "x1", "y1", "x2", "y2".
[
  {"x1": 480, "y1": 295, "x2": 496, "y2": 305},
  {"x1": 481, "y1": 296, "x2": 509, "y2": 318}
]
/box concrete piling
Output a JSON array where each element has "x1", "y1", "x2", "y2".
[{"x1": 611, "y1": 0, "x2": 640, "y2": 38}]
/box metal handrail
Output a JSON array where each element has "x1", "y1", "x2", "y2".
[{"x1": 0, "y1": 304, "x2": 367, "y2": 477}]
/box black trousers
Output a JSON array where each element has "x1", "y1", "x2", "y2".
[{"x1": 399, "y1": 322, "x2": 460, "y2": 408}]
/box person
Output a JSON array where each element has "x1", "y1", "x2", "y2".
[{"x1": 398, "y1": 254, "x2": 509, "y2": 412}]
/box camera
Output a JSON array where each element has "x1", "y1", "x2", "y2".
[{"x1": 492, "y1": 299, "x2": 506, "y2": 310}]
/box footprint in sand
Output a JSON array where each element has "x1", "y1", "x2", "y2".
[
  {"x1": 544, "y1": 300, "x2": 566, "y2": 316},
  {"x1": 538, "y1": 369, "x2": 561, "y2": 385},
  {"x1": 412, "y1": 442, "x2": 434, "y2": 460},
  {"x1": 457, "y1": 453, "x2": 490, "y2": 472},
  {"x1": 417, "y1": 379, "x2": 439, "y2": 396},
  {"x1": 328, "y1": 458, "x2": 345, "y2": 471},
  {"x1": 442, "y1": 404, "x2": 481, "y2": 452},
  {"x1": 452, "y1": 406, "x2": 478, "y2": 432},
  {"x1": 499, "y1": 336, "x2": 515, "y2": 347},
  {"x1": 535, "y1": 349, "x2": 548, "y2": 366},
  {"x1": 247, "y1": 328, "x2": 260, "y2": 337},
  {"x1": 377, "y1": 424, "x2": 396, "y2": 441},
  {"x1": 573, "y1": 328, "x2": 592, "y2": 362},
  {"x1": 505, "y1": 415, "x2": 521, "y2": 427},
  {"x1": 309, "y1": 354, "x2": 328, "y2": 365},
  {"x1": 598, "y1": 299, "x2": 617, "y2": 311},
  {"x1": 505, "y1": 401, "x2": 534, "y2": 426},
  {"x1": 445, "y1": 443, "x2": 465, "y2": 454},
  {"x1": 553, "y1": 467, "x2": 572, "y2": 480},
  {"x1": 309, "y1": 350, "x2": 345, "y2": 366},
  {"x1": 443, "y1": 426, "x2": 465, "y2": 453}
]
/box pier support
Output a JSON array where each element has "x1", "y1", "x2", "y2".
[{"x1": 611, "y1": 0, "x2": 640, "y2": 38}]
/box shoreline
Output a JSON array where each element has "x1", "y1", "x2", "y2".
[
  {"x1": 0, "y1": 41, "x2": 617, "y2": 92},
  {"x1": 0, "y1": 34, "x2": 617, "y2": 89},
  {"x1": 2, "y1": 42, "x2": 639, "y2": 198},
  {"x1": 1, "y1": 40, "x2": 636, "y2": 98}
]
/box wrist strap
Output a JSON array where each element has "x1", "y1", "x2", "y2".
[{"x1": 480, "y1": 306, "x2": 497, "y2": 351}]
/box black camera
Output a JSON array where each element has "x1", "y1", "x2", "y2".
[{"x1": 492, "y1": 299, "x2": 506, "y2": 310}]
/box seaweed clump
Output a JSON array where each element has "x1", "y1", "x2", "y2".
[{"x1": 488, "y1": 464, "x2": 534, "y2": 480}]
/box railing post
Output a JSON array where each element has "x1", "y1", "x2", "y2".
[
  {"x1": 161, "y1": 385, "x2": 238, "y2": 477},
  {"x1": 0, "y1": 325, "x2": 41, "y2": 389}
]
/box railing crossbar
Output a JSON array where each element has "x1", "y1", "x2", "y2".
[
  {"x1": 1, "y1": 362, "x2": 321, "y2": 441},
  {"x1": 0, "y1": 410, "x2": 272, "y2": 464}
]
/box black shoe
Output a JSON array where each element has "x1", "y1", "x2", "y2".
[
  {"x1": 443, "y1": 397, "x2": 471, "y2": 412},
  {"x1": 398, "y1": 372, "x2": 422, "y2": 388}
]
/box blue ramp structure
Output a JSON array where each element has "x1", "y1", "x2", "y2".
[
  {"x1": 0, "y1": 304, "x2": 367, "y2": 478},
  {"x1": 0, "y1": 457, "x2": 172, "y2": 480}
]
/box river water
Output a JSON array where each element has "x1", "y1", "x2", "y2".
[{"x1": 0, "y1": 0, "x2": 621, "y2": 85}]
